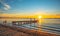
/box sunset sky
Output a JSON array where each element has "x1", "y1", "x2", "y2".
[{"x1": 0, "y1": 0, "x2": 60, "y2": 18}]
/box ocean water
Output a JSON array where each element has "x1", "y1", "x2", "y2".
[{"x1": 0, "y1": 18, "x2": 60, "y2": 35}]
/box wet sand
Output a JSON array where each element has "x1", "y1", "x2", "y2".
[
  {"x1": 0, "y1": 24, "x2": 33, "y2": 36},
  {"x1": 0, "y1": 24, "x2": 60, "y2": 36}
]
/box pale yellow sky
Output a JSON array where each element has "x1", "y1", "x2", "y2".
[{"x1": 0, "y1": 13, "x2": 60, "y2": 18}]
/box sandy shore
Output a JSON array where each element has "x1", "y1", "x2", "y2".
[
  {"x1": 0, "y1": 25, "x2": 33, "y2": 36},
  {"x1": 0, "y1": 24, "x2": 60, "y2": 36}
]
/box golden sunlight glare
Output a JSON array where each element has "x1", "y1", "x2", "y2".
[{"x1": 38, "y1": 16, "x2": 42, "y2": 19}]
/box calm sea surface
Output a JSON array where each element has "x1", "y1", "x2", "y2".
[{"x1": 0, "y1": 18, "x2": 60, "y2": 35}]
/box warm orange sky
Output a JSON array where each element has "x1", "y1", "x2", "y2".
[{"x1": 0, "y1": 13, "x2": 60, "y2": 18}]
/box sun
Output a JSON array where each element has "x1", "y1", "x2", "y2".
[
  {"x1": 38, "y1": 16, "x2": 42, "y2": 19},
  {"x1": 38, "y1": 16, "x2": 42, "y2": 25}
]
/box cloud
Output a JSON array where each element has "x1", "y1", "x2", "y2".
[
  {"x1": 4, "y1": 4, "x2": 10, "y2": 10},
  {"x1": 0, "y1": 0, "x2": 11, "y2": 10}
]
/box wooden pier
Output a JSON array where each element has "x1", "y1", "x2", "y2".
[{"x1": 12, "y1": 18, "x2": 38, "y2": 25}]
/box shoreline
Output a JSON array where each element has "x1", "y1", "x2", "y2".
[{"x1": 0, "y1": 24, "x2": 60, "y2": 36}]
